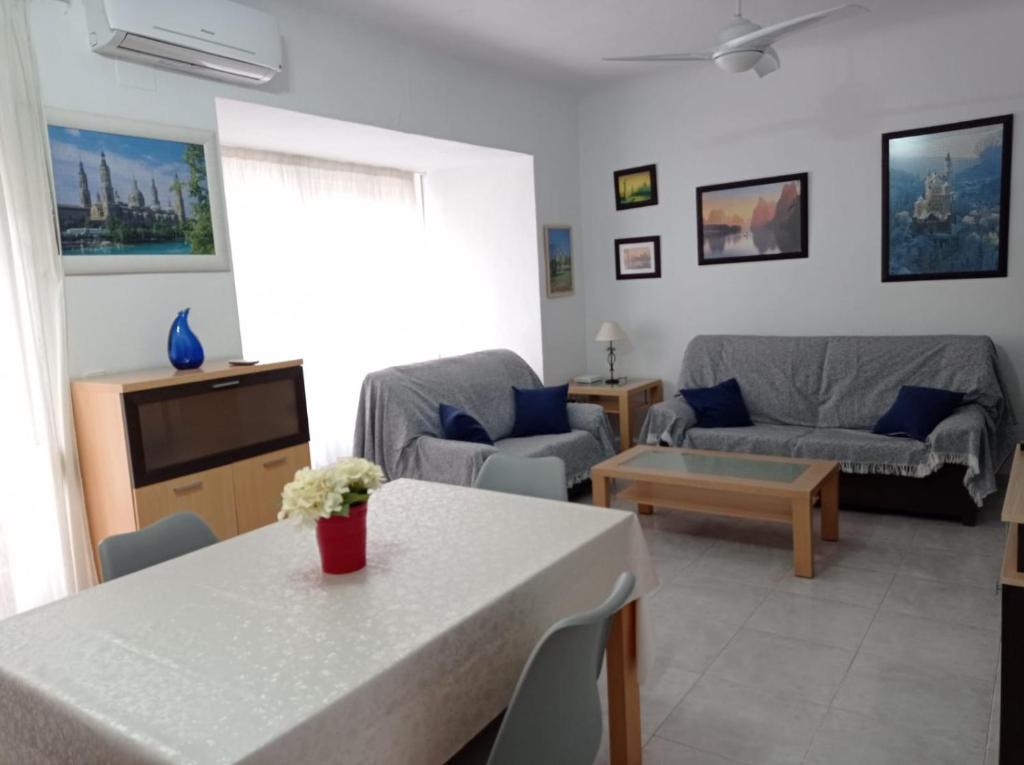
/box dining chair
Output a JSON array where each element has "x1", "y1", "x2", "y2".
[
  {"x1": 449, "y1": 571, "x2": 636, "y2": 765},
  {"x1": 98, "y1": 512, "x2": 218, "y2": 581},
  {"x1": 473, "y1": 454, "x2": 568, "y2": 502}
]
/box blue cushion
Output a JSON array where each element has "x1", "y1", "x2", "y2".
[
  {"x1": 873, "y1": 385, "x2": 964, "y2": 442},
  {"x1": 681, "y1": 378, "x2": 753, "y2": 428},
  {"x1": 439, "y1": 403, "x2": 493, "y2": 445},
  {"x1": 510, "y1": 385, "x2": 571, "y2": 438}
]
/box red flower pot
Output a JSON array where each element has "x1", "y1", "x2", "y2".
[{"x1": 315, "y1": 502, "x2": 367, "y2": 574}]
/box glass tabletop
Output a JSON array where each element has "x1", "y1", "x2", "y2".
[{"x1": 622, "y1": 450, "x2": 810, "y2": 483}]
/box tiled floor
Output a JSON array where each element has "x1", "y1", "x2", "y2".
[{"x1": 592, "y1": 493, "x2": 1005, "y2": 765}]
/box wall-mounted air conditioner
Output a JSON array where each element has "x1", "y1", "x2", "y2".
[{"x1": 83, "y1": 0, "x2": 283, "y2": 86}]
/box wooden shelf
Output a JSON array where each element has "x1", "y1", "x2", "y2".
[{"x1": 615, "y1": 481, "x2": 793, "y2": 524}]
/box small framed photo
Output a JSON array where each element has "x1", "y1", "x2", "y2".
[
  {"x1": 882, "y1": 114, "x2": 1013, "y2": 282},
  {"x1": 45, "y1": 109, "x2": 231, "y2": 275},
  {"x1": 615, "y1": 236, "x2": 661, "y2": 280},
  {"x1": 614, "y1": 164, "x2": 658, "y2": 210},
  {"x1": 697, "y1": 172, "x2": 808, "y2": 266},
  {"x1": 543, "y1": 225, "x2": 574, "y2": 297}
]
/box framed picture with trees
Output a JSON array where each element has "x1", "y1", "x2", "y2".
[{"x1": 45, "y1": 110, "x2": 230, "y2": 274}]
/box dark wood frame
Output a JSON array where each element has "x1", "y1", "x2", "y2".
[
  {"x1": 614, "y1": 235, "x2": 662, "y2": 280},
  {"x1": 123, "y1": 365, "x2": 310, "y2": 488},
  {"x1": 881, "y1": 114, "x2": 1013, "y2": 283},
  {"x1": 696, "y1": 172, "x2": 809, "y2": 266},
  {"x1": 614, "y1": 164, "x2": 659, "y2": 211}
]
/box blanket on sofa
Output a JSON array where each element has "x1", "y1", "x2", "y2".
[{"x1": 638, "y1": 335, "x2": 1017, "y2": 506}]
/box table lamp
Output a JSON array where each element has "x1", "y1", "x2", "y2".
[{"x1": 595, "y1": 321, "x2": 627, "y2": 384}]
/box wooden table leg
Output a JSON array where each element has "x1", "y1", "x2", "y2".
[
  {"x1": 792, "y1": 496, "x2": 814, "y2": 578},
  {"x1": 607, "y1": 600, "x2": 641, "y2": 765},
  {"x1": 637, "y1": 503, "x2": 653, "y2": 516},
  {"x1": 820, "y1": 469, "x2": 840, "y2": 542},
  {"x1": 618, "y1": 391, "x2": 632, "y2": 453},
  {"x1": 593, "y1": 470, "x2": 611, "y2": 508}
]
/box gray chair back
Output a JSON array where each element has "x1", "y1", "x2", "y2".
[
  {"x1": 474, "y1": 454, "x2": 568, "y2": 502},
  {"x1": 486, "y1": 572, "x2": 635, "y2": 765},
  {"x1": 98, "y1": 512, "x2": 218, "y2": 581}
]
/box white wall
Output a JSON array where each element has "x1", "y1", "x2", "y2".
[
  {"x1": 578, "y1": 3, "x2": 1024, "y2": 420},
  {"x1": 31, "y1": 0, "x2": 585, "y2": 383}
]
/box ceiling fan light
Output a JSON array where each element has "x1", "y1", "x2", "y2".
[{"x1": 713, "y1": 49, "x2": 764, "y2": 73}]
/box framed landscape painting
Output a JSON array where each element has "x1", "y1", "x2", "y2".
[
  {"x1": 543, "y1": 225, "x2": 574, "y2": 297},
  {"x1": 615, "y1": 236, "x2": 661, "y2": 280},
  {"x1": 882, "y1": 115, "x2": 1013, "y2": 282},
  {"x1": 614, "y1": 164, "x2": 658, "y2": 210},
  {"x1": 46, "y1": 110, "x2": 230, "y2": 274},
  {"x1": 697, "y1": 172, "x2": 808, "y2": 266}
]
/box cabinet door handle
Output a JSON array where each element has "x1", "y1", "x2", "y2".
[
  {"x1": 211, "y1": 379, "x2": 241, "y2": 389},
  {"x1": 262, "y1": 457, "x2": 287, "y2": 469},
  {"x1": 173, "y1": 481, "x2": 204, "y2": 495}
]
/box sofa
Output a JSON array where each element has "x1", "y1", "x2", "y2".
[
  {"x1": 639, "y1": 335, "x2": 1017, "y2": 525},
  {"x1": 353, "y1": 350, "x2": 616, "y2": 488}
]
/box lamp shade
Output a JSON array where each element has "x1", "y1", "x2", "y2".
[{"x1": 595, "y1": 321, "x2": 627, "y2": 343}]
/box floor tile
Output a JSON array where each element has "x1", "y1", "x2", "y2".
[
  {"x1": 881, "y1": 575, "x2": 1000, "y2": 630},
  {"x1": 651, "y1": 575, "x2": 770, "y2": 627},
  {"x1": 746, "y1": 590, "x2": 876, "y2": 650},
  {"x1": 643, "y1": 737, "x2": 739, "y2": 765},
  {"x1": 639, "y1": 664, "x2": 701, "y2": 742},
  {"x1": 656, "y1": 675, "x2": 828, "y2": 765},
  {"x1": 912, "y1": 521, "x2": 1006, "y2": 556},
  {"x1": 645, "y1": 528, "x2": 717, "y2": 564},
  {"x1": 804, "y1": 707, "x2": 987, "y2": 765},
  {"x1": 821, "y1": 538, "x2": 905, "y2": 573},
  {"x1": 706, "y1": 628, "x2": 854, "y2": 705},
  {"x1": 775, "y1": 563, "x2": 893, "y2": 608},
  {"x1": 650, "y1": 606, "x2": 741, "y2": 674},
  {"x1": 898, "y1": 548, "x2": 1003, "y2": 588},
  {"x1": 859, "y1": 610, "x2": 999, "y2": 682},
  {"x1": 687, "y1": 540, "x2": 792, "y2": 586},
  {"x1": 832, "y1": 652, "x2": 992, "y2": 744}
]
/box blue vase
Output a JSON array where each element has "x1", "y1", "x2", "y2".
[{"x1": 167, "y1": 308, "x2": 205, "y2": 370}]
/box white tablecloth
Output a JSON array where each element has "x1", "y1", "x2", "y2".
[{"x1": 0, "y1": 479, "x2": 658, "y2": 764}]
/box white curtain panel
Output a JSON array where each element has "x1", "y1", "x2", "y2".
[
  {"x1": 0, "y1": 0, "x2": 96, "y2": 617},
  {"x1": 222, "y1": 148, "x2": 432, "y2": 464}
]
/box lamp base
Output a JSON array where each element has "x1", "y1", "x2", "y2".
[{"x1": 605, "y1": 377, "x2": 622, "y2": 385}]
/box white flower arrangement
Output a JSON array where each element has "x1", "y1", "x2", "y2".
[{"x1": 278, "y1": 458, "x2": 385, "y2": 526}]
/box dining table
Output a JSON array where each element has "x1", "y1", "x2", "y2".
[{"x1": 0, "y1": 478, "x2": 659, "y2": 764}]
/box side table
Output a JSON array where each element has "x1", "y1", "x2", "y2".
[{"x1": 568, "y1": 378, "x2": 663, "y2": 452}]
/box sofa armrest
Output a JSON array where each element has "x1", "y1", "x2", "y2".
[
  {"x1": 401, "y1": 436, "x2": 498, "y2": 487},
  {"x1": 638, "y1": 396, "x2": 697, "y2": 446},
  {"x1": 567, "y1": 402, "x2": 616, "y2": 458}
]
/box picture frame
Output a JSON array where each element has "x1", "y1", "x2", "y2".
[
  {"x1": 543, "y1": 224, "x2": 574, "y2": 297},
  {"x1": 45, "y1": 109, "x2": 231, "y2": 275},
  {"x1": 614, "y1": 236, "x2": 661, "y2": 280},
  {"x1": 614, "y1": 164, "x2": 659, "y2": 211},
  {"x1": 882, "y1": 114, "x2": 1013, "y2": 282},
  {"x1": 696, "y1": 172, "x2": 808, "y2": 266}
]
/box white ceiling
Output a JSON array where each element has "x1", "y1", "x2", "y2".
[{"x1": 288, "y1": 0, "x2": 1011, "y2": 85}]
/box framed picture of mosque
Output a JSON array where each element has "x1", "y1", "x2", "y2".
[
  {"x1": 45, "y1": 110, "x2": 230, "y2": 274},
  {"x1": 882, "y1": 115, "x2": 1013, "y2": 282}
]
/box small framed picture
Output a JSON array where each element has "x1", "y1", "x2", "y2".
[
  {"x1": 615, "y1": 236, "x2": 661, "y2": 280},
  {"x1": 882, "y1": 114, "x2": 1012, "y2": 282},
  {"x1": 543, "y1": 225, "x2": 574, "y2": 297},
  {"x1": 614, "y1": 164, "x2": 658, "y2": 210},
  {"x1": 697, "y1": 172, "x2": 808, "y2": 266}
]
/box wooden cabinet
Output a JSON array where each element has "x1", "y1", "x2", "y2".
[
  {"x1": 72, "y1": 360, "x2": 311, "y2": 575},
  {"x1": 233, "y1": 444, "x2": 311, "y2": 534}
]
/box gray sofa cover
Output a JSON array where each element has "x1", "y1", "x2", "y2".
[
  {"x1": 638, "y1": 335, "x2": 1016, "y2": 507},
  {"x1": 353, "y1": 350, "x2": 615, "y2": 487}
]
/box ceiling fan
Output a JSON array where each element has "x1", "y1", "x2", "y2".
[{"x1": 604, "y1": 1, "x2": 868, "y2": 78}]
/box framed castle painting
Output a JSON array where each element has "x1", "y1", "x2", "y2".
[
  {"x1": 45, "y1": 110, "x2": 230, "y2": 274},
  {"x1": 882, "y1": 115, "x2": 1013, "y2": 282},
  {"x1": 543, "y1": 225, "x2": 574, "y2": 297}
]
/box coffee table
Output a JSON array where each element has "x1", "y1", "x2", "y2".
[{"x1": 591, "y1": 445, "x2": 840, "y2": 578}]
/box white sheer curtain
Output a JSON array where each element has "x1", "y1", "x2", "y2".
[
  {"x1": 222, "y1": 148, "x2": 432, "y2": 464},
  {"x1": 0, "y1": 0, "x2": 96, "y2": 618}
]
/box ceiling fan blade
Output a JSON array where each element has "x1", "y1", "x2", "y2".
[
  {"x1": 753, "y1": 46, "x2": 780, "y2": 77},
  {"x1": 603, "y1": 52, "x2": 713, "y2": 62},
  {"x1": 717, "y1": 3, "x2": 868, "y2": 53}
]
